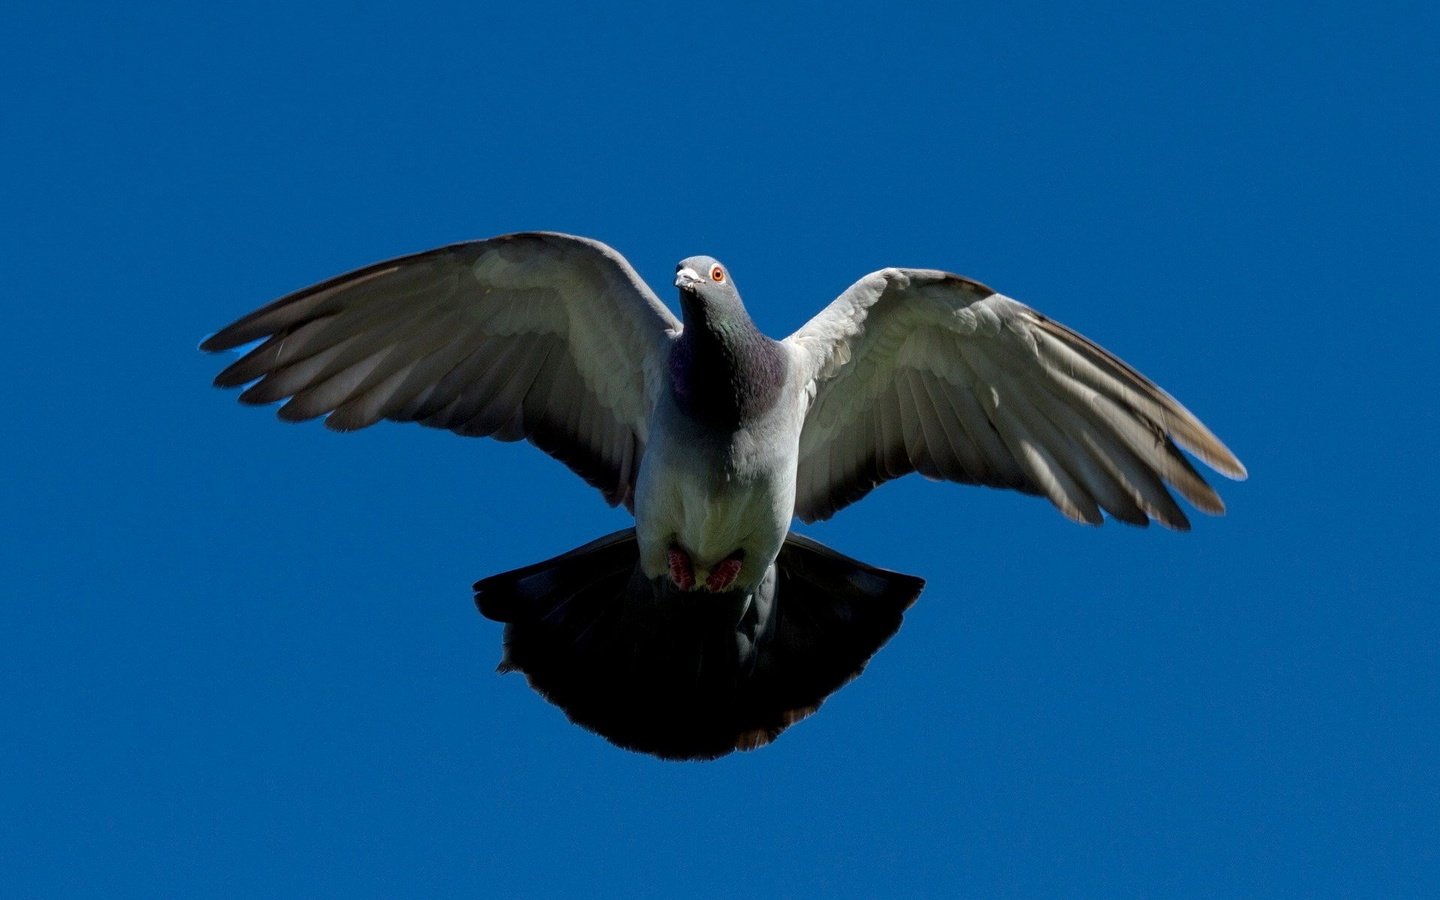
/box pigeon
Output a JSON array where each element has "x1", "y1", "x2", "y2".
[{"x1": 203, "y1": 231, "x2": 1246, "y2": 760}]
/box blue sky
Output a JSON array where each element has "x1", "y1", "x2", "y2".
[{"x1": 4, "y1": 1, "x2": 1437, "y2": 896}]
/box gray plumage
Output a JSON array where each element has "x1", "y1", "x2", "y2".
[{"x1": 204, "y1": 231, "x2": 1246, "y2": 759}]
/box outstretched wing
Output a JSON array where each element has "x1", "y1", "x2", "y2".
[
  {"x1": 203, "y1": 232, "x2": 681, "y2": 508},
  {"x1": 783, "y1": 268, "x2": 1246, "y2": 528}
]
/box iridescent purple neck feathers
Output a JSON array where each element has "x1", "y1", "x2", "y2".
[{"x1": 669, "y1": 297, "x2": 786, "y2": 431}]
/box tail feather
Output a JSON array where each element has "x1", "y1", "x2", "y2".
[
  {"x1": 474, "y1": 528, "x2": 924, "y2": 760},
  {"x1": 754, "y1": 533, "x2": 925, "y2": 718}
]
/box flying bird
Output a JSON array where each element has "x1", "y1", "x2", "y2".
[{"x1": 203, "y1": 231, "x2": 1246, "y2": 760}]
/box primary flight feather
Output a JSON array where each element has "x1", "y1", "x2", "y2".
[{"x1": 204, "y1": 231, "x2": 1245, "y2": 760}]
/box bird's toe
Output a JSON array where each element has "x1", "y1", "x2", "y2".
[
  {"x1": 704, "y1": 551, "x2": 745, "y2": 592},
  {"x1": 667, "y1": 545, "x2": 696, "y2": 591}
]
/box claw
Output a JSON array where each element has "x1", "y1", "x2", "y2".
[
  {"x1": 705, "y1": 553, "x2": 744, "y2": 593},
  {"x1": 667, "y1": 545, "x2": 695, "y2": 591}
]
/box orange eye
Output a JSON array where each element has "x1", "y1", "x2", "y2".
[{"x1": 710, "y1": 265, "x2": 725, "y2": 283}]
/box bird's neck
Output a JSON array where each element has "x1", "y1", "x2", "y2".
[{"x1": 670, "y1": 308, "x2": 785, "y2": 431}]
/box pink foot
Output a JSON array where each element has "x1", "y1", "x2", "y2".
[
  {"x1": 668, "y1": 545, "x2": 695, "y2": 591},
  {"x1": 705, "y1": 554, "x2": 744, "y2": 593}
]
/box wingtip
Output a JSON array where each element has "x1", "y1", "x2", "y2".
[
  {"x1": 1054, "y1": 498, "x2": 1105, "y2": 527},
  {"x1": 1186, "y1": 441, "x2": 1248, "y2": 482},
  {"x1": 212, "y1": 360, "x2": 256, "y2": 389},
  {"x1": 1190, "y1": 488, "x2": 1228, "y2": 517},
  {"x1": 202, "y1": 335, "x2": 242, "y2": 355},
  {"x1": 200, "y1": 326, "x2": 263, "y2": 356},
  {"x1": 276, "y1": 399, "x2": 324, "y2": 423}
]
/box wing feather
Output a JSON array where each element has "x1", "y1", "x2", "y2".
[
  {"x1": 915, "y1": 374, "x2": 984, "y2": 482},
  {"x1": 242, "y1": 335, "x2": 365, "y2": 407},
  {"x1": 1031, "y1": 316, "x2": 1245, "y2": 478},
  {"x1": 900, "y1": 371, "x2": 945, "y2": 480},
  {"x1": 1014, "y1": 377, "x2": 1155, "y2": 527},
  {"x1": 974, "y1": 365, "x2": 1103, "y2": 526},
  {"x1": 326, "y1": 358, "x2": 423, "y2": 432}
]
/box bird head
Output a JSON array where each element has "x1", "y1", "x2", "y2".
[{"x1": 675, "y1": 256, "x2": 749, "y2": 329}]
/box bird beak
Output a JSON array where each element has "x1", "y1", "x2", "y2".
[{"x1": 675, "y1": 267, "x2": 702, "y2": 290}]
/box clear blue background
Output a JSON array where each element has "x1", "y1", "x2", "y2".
[{"x1": 4, "y1": 2, "x2": 1436, "y2": 896}]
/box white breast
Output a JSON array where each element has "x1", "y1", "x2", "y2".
[{"x1": 634, "y1": 380, "x2": 806, "y2": 589}]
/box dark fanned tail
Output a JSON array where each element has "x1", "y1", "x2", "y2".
[{"x1": 474, "y1": 528, "x2": 924, "y2": 760}]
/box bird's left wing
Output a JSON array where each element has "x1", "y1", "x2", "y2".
[
  {"x1": 203, "y1": 232, "x2": 681, "y2": 508},
  {"x1": 783, "y1": 268, "x2": 1246, "y2": 528}
]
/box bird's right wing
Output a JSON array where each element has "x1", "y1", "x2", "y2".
[{"x1": 203, "y1": 232, "x2": 681, "y2": 508}]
